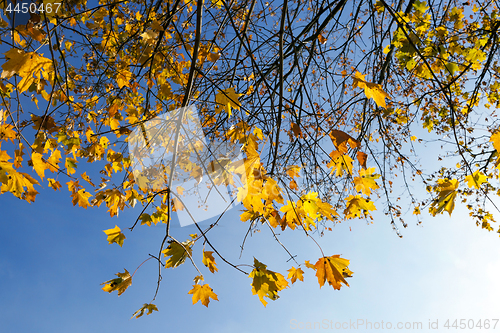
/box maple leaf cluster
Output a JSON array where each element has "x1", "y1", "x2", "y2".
[{"x1": 0, "y1": 0, "x2": 499, "y2": 318}]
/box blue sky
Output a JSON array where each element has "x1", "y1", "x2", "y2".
[{"x1": 1, "y1": 179, "x2": 500, "y2": 332}]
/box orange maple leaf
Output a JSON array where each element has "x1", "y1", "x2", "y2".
[
  {"x1": 309, "y1": 255, "x2": 352, "y2": 290},
  {"x1": 287, "y1": 267, "x2": 304, "y2": 284},
  {"x1": 202, "y1": 251, "x2": 219, "y2": 273}
]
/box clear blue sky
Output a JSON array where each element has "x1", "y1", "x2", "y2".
[{"x1": 1, "y1": 180, "x2": 500, "y2": 332}]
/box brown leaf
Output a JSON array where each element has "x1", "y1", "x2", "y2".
[
  {"x1": 329, "y1": 130, "x2": 360, "y2": 154},
  {"x1": 356, "y1": 151, "x2": 368, "y2": 168}
]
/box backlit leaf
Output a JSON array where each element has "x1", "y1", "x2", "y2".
[
  {"x1": 101, "y1": 269, "x2": 132, "y2": 296},
  {"x1": 71, "y1": 188, "x2": 92, "y2": 209},
  {"x1": 465, "y1": 170, "x2": 487, "y2": 189},
  {"x1": 131, "y1": 303, "x2": 158, "y2": 319},
  {"x1": 352, "y1": 71, "x2": 390, "y2": 108},
  {"x1": 47, "y1": 178, "x2": 61, "y2": 191},
  {"x1": 344, "y1": 195, "x2": 377, "y2": 219},
  {"x1": 308, "y1": 255, "x2": 352, "y2": 290},
  {"x1": 327, "y1": 151, "x2": 354, "y2": 177},
  {"x1": 353, "y1": 167, "x2": 380, "y2": 195},
  {"x1": 215, "y1": 87, "x2": 242, "y2": 118},
  {"x1": 188, "y1": 284, "x2": 218, "y2": 307},
  {"x1": 0, "y1": 123, "x2": 16, "y2": 142},
  {"x1": 31, "y1": 152, "x2": 48, "y2": 179},
  {"x1": 429, "y1": 178, "x2": 458, "y2": 216},
  {"x1": 202, "y1": 251, "x2": 218, "y2": 273},
  {"x1": 103, "y1": 225, "x2": 126, "y2": 247},
  {"x1": 162, "y1": 239, "x2": 194, "y2": 268},
  {"x1": 46, "y1": 149, "x2": 61, "y2": 172},
  {"x1": 248, "y1": 258, "x2": 288, "y2": 306},
  {"x1": 1, "y1": 49, "x2": 53, "y2": 93},
  {"x1": 287, "y1": 267, "x2": 304, "y2": 284}
]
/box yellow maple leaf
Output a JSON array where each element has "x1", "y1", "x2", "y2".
[
  {"x1": 317, "y1": 200, "x2": 338, "y2": 221},
  {"x1": 140, "y1": 30, "x2": 158, "y2": 43},
  {"x1": 286, "y1": 165, "x2": 301, "y2": 178},
  {"x1": 47, "y1": 178, "x2": 61, "y2": 191},
  {"x1": 46, "y1": 149, "x2": 61, "y2": 172},
  {"x1": 0, "y1": 150, "x2": 15, "y2": 172},
  {"x1": 429, "y1": 178, "x2": 458, "y2": 216},
  {"x1": 489, "y1": 132, "x2": 500, "y2": 166},
  {"x1": 287, "y1": 267, "x2": 304, "y2": 284},
  {"x1": 211, "y1": 0, "x2": 223, "y2": 8},
  {"x1": 1, "y1": 171, "x2": 38, "y2": 199},
  {"x1": 162, "y1": 239, "x2": 194, "y2": 268},
  {"x1": 248, "y1": 258, "x2": 288, "y2": 306},
  {"x1": 262, "y1": 177, "x2": 284, "y2": 204},
  {"x1": 1, "y1": 48, "x2": 53, "y2": 93},
  {"x1": 344, "y1": 194, "x2": 377, "y2": 219},
  {"x1": 202, "y1": 251, "x2": 218, "y2": 273},
  {"x1": 279, "y1": 200, "x2": 300, "y2": 230},
  {"x1": 353, "y1": 167, "x2": 380, "y2": 195},
  {"x1": 490, "y1": 132, "x2": 500, "y2": 152},
  {"x1": 280, "y1": 198, "x2": 317, "y2": 230},
  {"x1": 71, "y1": 188, "x2": 93, "y2": 209},
  {"x1": 102, "y1": 188, "x2": 126, "y2": 217},
  {"x1": 103, "y1": 225, "x2": 126, "y2": 247},
  {"x1": 309, "y1": 255, "x2": 352, "y2": 290},
  {"x1": 66, "y1": 179, "x2": 81, "y2": 193},
  {"x1": 0, "y1": 151, "x2": 39, "y2": 199},
  {"x1": 465, "y1": 170, "x2": 487, "y2": 189},
  {"x1": 176, "y1": 186, "x2": 185, "y2": 195},
  {"x1": 188, "y1": 284, "x2": 219, "y2": 307},
  {"x1": 131, "y1": 303, "x2": 158, "y2": 319},
  {"x1": 14, "y1": 144, "x2": 24, "y2": 168},
  {"x1": 265, "y1": 208, "x2": 281, "y2": 228},
  {"x1": 139, "y1": 213, "x2": 154, "y2": 226},
  {"x1": 101, "y1": 269, "x2": 132, "y2": 296},
  {"x1": 150, "y1": 205, "x2": 168, "y2": 224},
  {"x1": 304, "y1": 260, "x2": 316, "y2": 269},
  {"x1": 327, "y1": 151, "x2": 354, "y2": 177},
  {"x1": 215, "y1": 87, "x2": 242, "y2": 118},
  {"x1": 81, "y1": 171, "x2": 95, "y2": 187},
  {"x1": 1, "y1": 49, "x2": 29, "y2": 78},
  {"x1": 116, "y1": 69, "x2": 133, "y2": 88},
  {"x1": 352, "y1": 71, "x2": 390, "y2": 108},
  {"x1": 31, "y1": 152, "x2": 48, "y2": 179},
  {"x1": 302, "y1": 191, "x2": 320, "y2": 220},
  {"x1": 65, "y1": 157, "x2": 77, "y2": 175},
  {"x1": 0, "y1": 123, "x2": 16, "y2": 142}
]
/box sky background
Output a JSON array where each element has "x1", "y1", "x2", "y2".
[{"x1": 1, "y1": 178, "x2": 500, "y2": 332}]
